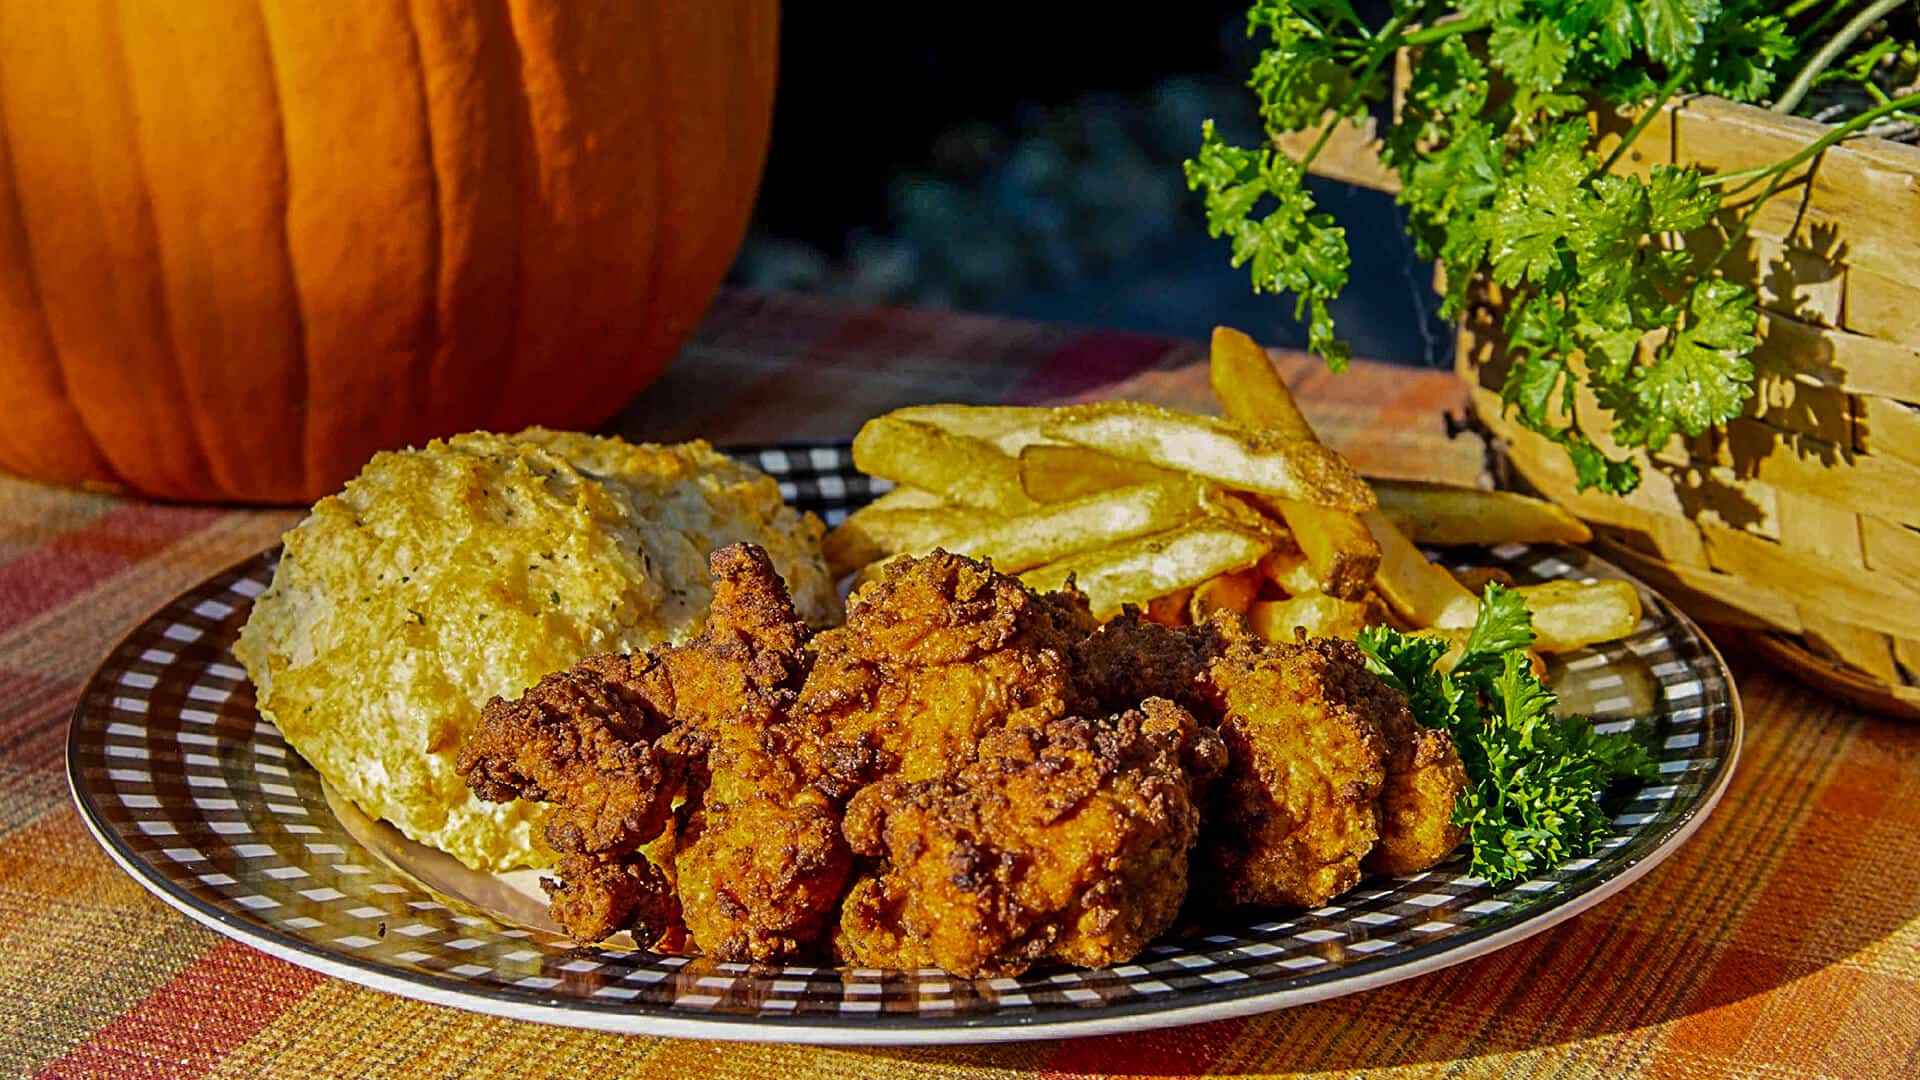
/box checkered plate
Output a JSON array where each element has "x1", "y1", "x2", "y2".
[{"x1": 68, "y1": 442, "x2": 1740, "y2": 1045}]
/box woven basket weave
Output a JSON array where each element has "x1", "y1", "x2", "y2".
[{"x1": 1290, "y1": 93, "x2": 1920, "y2": 719}]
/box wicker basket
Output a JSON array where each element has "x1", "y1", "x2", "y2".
[{"x1": 1290, "y1": 94, "x2": 1920, "y2": 719}]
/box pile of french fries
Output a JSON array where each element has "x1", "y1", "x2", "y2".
[{"x1": 826, "y1": 326, "x2": 1642, "y2": 658}]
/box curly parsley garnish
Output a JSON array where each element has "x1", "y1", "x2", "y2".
[
  {"x1": 1191, "y1": 2, "x2": 1919, "y2": 495},
  {"x1": 1358, "y1": 583, "x2": 1656, "y2": 885}
]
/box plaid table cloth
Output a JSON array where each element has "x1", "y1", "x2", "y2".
[{"x1": 4, "y1": 289, "x2": 1914, "y2": 1078}]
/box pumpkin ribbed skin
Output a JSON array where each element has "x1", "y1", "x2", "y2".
[{"x1": 0, "y1": 0, "x2": 777, "y2": 502}]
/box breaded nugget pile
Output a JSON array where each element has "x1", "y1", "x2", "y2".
[{"x1": 458, "y1": 545, "x2": 1465, "y2": 977}]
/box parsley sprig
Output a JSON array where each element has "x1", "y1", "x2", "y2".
[
  {"x1": 1359, "y1": 584, "x2": 1656, "y2": 885},
  {"x1": 1190, "y1": 2, "x2": 1920, "y2": 494}
]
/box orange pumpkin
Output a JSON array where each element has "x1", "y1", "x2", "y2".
[{"x1": 0, "y1": 1, "x2": 778, "y2": 503}]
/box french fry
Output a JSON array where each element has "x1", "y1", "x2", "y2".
[
  {"x1": 1247, "y1": 591, "x2": 1371, "y2": 642},
  {"x1": 1040, "y1": 401, "x2": 1375, "y2": 511},
  {"x1": 1515, "y1": 580, "x2": 1644, "y2": 652},
  {"x1": 1190, "y1": 569, "x2": 1263, "y2": 622},
  {"x1": 1363, "y1": 509, "x2": 1481, "y2": 630},
  {"x1": 1258, "y1": 548, "x2": 1320, "y2": 597},
  {"x1": 887, "y1": 404, "x2": 1056, "y2": 455},
  {"x1": 864, "y1": 485, "x2": 948, "y2": 511},
  {"x1": 1018, "y1": 443, "x2": 1183, "y2": 502},
  {"x1": 1374, "y1": 480, "x2": 1592, "y2": 546},
  {"x1": 1020, "y1": 522, "x2": 1272, "y2": 620},
  {"x1": 824, "y1": 504, "x2": 985, "y2": 579},
  {"x1": 851, "y1": 416, "x2": 1039, "y2": 515},
  {"x1": 1244, "y1": 492, "x2": 1380, "y2": 599},
  {"x1": 1145, "y1": 589, "x2": 1194, "y2": 627},
  {"x1": 921, "y1": 480, "x2": 1209, "y2": 574},
  {"x1": 1210, "y1": 326, "x2": 1381, "y2": 598},
  {"x1": 1209, "y1": 326, "x2": 1318, "y2": 435}
]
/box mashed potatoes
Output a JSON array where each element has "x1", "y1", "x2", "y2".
[{"x1": 235, "y1": 429, "x2": 837, "y2": 872}]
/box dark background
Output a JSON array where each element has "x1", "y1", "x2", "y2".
[{"x1": 727, "y1": 1, "x2": 1450, "y2": 368}]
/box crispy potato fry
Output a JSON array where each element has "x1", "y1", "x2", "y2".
[
  {"x1": 1209, "y1": 326, "x2": 1317, "y2": 436},
  {"x1": 1363, "y1": 509, "x2": 1481, "y2": 630},
  {"x1": 924, "y1": 480, "x2": 1209, "y2": 574},
  {"x1": 824, "y1": 505, "x2": 985, "y2": 579},
  {"x1": 865, "y1": 485, "x2": 948, "y2": 511},
  {"x1": 1017, "y1": 443, "x2": 1184, "y2": 502},
  {"x1": 1515, "y1": 580, "x2": 1643, "y2": 652},
  {"x1": 1190, "y1": 569, "x2": 1263, "y2": 622},
  {"x1": 852, "y1": 416, "x2": 1039, "y2": 515},
  {"x1": 1374, "y1": 480, "x2": 1592, "y2": 546},
  {"x1": 1209, "y1": 327, "x2": 1382, "y2": 597},
  {"x1": 1258, "y1": 548, "x2": 1319, "y2": 597},
  {"x1": 1243, "y1": 493, "x2": 1379, "y2": 599},
  {"x1": 1020, "y1": 522, "x2": 1272, "y2": 620},
  {"x1": 1145, "y1": 588, "x2": 1193, "y2": 627},
  {"x1": 1039, "y1": 401, "x2": 1375, "y2": 511},
  {"x1": 1247, "y1": 591, "x2": 1372, "y2": 642},
  {"x1": 887, "y1": 404, "x2": 1056, "y2": 455}
]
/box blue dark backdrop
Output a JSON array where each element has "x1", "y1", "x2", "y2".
[{"x1": 729, "y1": 1, "x2": 1449, "y2": 368}]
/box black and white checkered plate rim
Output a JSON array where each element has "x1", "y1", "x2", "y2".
[{"x1": 68, "y1": 442, "x2": 1741, "y2": 1045}]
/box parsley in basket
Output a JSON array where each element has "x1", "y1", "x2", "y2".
[
  {"x1": 1188, "y1": 1, "x2": 1920, "y2": 495},
  {"x1": 1359, "y1": 583, "x2": 1657, "y2": 885}
]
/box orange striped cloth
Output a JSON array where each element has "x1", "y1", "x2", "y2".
[{"x1": 5, "y1": 290, "x2": 1915, "y2": 1079}]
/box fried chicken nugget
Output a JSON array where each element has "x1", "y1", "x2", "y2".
[
  {"x1": 1365, "y1": 699, "x2": 1469, "y2": 876},
  {"x1": 799, "y1": 551, "x2": 1095, "y2": 792},
  {"x1": 836, "y1": 699, "x2": 1226, "y2": 978},
  {"x1": 1204, "y1": 637, "x2": 1390, "y2": 909},
  {"x1": 460, "y1": 545, "x2": 841, "y2": 956},
  {"x1": 1075, "y1": 607, "x2": 1247, "y2": 719},
  {"x1": 456, "y1": 651, "x2": 685, "y2": 949},
  {"x1": 652, "y1": 545, "x2": 852, "y2": 961}
]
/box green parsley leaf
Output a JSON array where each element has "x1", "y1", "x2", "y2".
[
  {"x1": 1360, "y1": 588, "x2": 1656, "y2": 886},
  {"x1": 1646, "y1": 165, "x2": 1719, "y2": 231},
  {"x1": 1487, "y1": 122, "x2": 1592, "y2": 287},
  {"x1": 1458, "y1": 582, "x2": 1535, "y2": 673},
  {"x1": 1623, "y1": 278, "x2": 1758, "y2": 444},
  {"x1": 1489, "y1": 16, "x2": 1574, "y2": 91},
  {"x1": 1185, "y1": 119, "x2": 1353, "y2": 371},
  {"x1": 1638, "y1": 0, "x2": 1719, "y2": 67}
]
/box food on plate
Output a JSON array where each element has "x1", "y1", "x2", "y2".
[
  {"x1": 1205, "y1": 635, "x2": 1394, "y2": 908},
  {"x1": 458, "y1": 545, "x2": 1487, "y2": 974},
  {"x1": 236, "y1": 429, "x2": 836, "y2": 873},
  {"x1": 1018, "y1": 443, "x2": 1182, "y2": 502},
  {"x1": 1039, "y1": 401, "x2": 1375, "y2": 510},
  {"x1": 886, "y1": 479, "x2": 1212, "y2": 575},
  {"x1": 828, "y1": 325, "x2": 1630, "y2": 663},
  {"x1": 851, "y1": 416, "x2": 1039, "y2": 515},
  {"x1": 1359, "y1": 585, "x2": 1656, "y2": 884},
  {"x1": 1018, "y1": 520, "x2": 1273, "y2": 620},
  {"x1": 1210, "y1": 326, "x2": 1381, "y2": 599},
  {"x1": 246, "y1": 319, "x2": 1656, "y2": 978},
  {"x1": 838, "y1": 700, "x2": 1224, "y2": 977},
  {"x1": 1511, "y1": 579, "x2": 1643, "y2": 652},
  {"x1": 1373, "y1": 481, "x2": 1593, "y2": 547}
]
